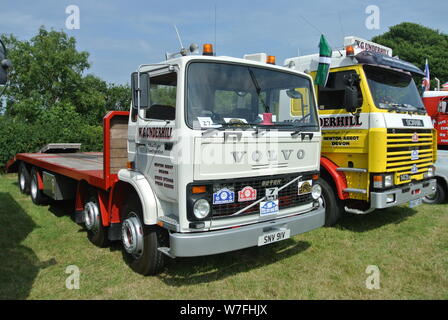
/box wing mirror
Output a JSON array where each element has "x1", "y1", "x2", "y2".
[
  {"x1": 131, "y1": 72, "x2": 150, "y2": 109},
  {"x1": 0, "y1": 39, "x2": 12, "y2": 85}
]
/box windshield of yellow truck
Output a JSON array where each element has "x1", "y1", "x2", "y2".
[{"x1": 364, "y1": 65, "x2": 425, "y2": 113}]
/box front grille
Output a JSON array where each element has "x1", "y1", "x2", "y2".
[
  {"x1": 212, "y1": 174, "x2": 313, "y2": 219},
  {"x1": 386, "y1": 129, "x2": 434, "y2": 182}
]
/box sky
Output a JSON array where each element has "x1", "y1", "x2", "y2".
[{"x1": 0, "y1": 0, "x2": 446, "y2": 85}]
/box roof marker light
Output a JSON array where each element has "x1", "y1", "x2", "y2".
[
  {"x1": 203, "y1": 43, "x2": 214, "y2": 56},
  {"x1": 266, "y1": 55, "x2": 276, "y2": 65},
  {"x1": 346, "y1": 45, "x2": 355, "y2": 57}
]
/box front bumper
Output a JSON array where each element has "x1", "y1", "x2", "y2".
[
  {"x1": 371, "y1": 178, "x2": 437, "y2": 209},
  {"x1": 165, "y1": 207, "x2": 325, "y2": 258}
]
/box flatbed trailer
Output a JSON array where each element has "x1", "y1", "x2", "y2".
[{"x1": 6, "y1": 111, "x2": 130, "y2": 233}]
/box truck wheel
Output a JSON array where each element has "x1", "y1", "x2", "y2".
[
  {"x1": 423, "y1": 181, "x2": 446, "y2": 204},
  {"x1": 84, "y1": 193, "x2": 110, "y2": 248},
  {"x1": 319, "y1": 178, "x2": 343, "y2": 227},
  {"x1": 30, "y1": 167, "x2": 48, "y2": 205},
  {"x1": 121, "y1": 199, "x2": 165, "y2": 275},
  {"x1": 18, "y1": 163, "x2": 31, "y2": 194}
]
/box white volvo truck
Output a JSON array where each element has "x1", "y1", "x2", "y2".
[{"x1": 8, "y1": 44, "x2": 325, "y2": 275}]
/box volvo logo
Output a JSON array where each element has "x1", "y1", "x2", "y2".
[{"x1": 231, "y1": 149, "x2": 305, "y2": 163}]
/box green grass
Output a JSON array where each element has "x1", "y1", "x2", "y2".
[{"x1": 0, "y1": 173, "x2": 447, "y2": 300}]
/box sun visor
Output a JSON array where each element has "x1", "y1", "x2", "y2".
[{"x1": 355, "y1": 51, "x2": 424, "y2": 76}]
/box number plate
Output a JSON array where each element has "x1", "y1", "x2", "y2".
[
  {"x1": 258, "y1": 229, "x2": 291, "y2": 246},
  {"x1": 409, "y1": 198, "x2": 422, "y2": 208},
  {"x1": 400, "y1": 174, "x2": 410, "y2": 181}
]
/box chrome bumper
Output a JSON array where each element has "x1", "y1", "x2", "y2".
[
  {"x1": 164, "y1": 207, "x2": 325, "y2": 258},
  {"x1": 370, "y1": 179, "x2": 436, "y2": 209}
]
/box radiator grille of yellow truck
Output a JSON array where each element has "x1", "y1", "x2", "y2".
[{"x1": 386, "y1": 129, "x2": 434, "y2": 184}]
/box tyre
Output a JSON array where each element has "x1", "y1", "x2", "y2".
[
  {"x1": 18, "y1": 162, "x2": 31, "y2": 194},
  {"x1": 84, "y1": 191, "x2": 110, "y2": 248},
  {"x1": 30, "y1": 167, "x2": 49, "y2": 205},
  {"x1": 423, "y1": 180, "x2": 446, "y2": 204},
  {"x1": 121, "y1": 197, "x2": 166, "y2": 275},
  {"x1": 318, "y1": 178, "x2": 344, "y2": 227}
]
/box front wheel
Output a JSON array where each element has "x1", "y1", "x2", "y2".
[
  {"x1": 423, "y1": 181, "x2": 446, "y2": 204},
  {"x1": 120, "y1": 199, "x2": 166, "y2": 275},
  {"x1": 318, "y1": 178, "x2": 344, "y2": 227}
]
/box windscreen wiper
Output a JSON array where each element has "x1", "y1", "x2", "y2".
[
  {"x1": 291, "y1": 125, "x2": 319, "y2": 138},
  {"x1": 248, "y1": 68, "x2": 270, "y2": 113}
]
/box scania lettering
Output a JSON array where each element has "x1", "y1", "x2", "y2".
[
  {"x1": 7, "y1": 44, "x2": 325, "y2": 275},
  {"x1": 285, "y1": 36, "x2": 437, "y2": 225}
]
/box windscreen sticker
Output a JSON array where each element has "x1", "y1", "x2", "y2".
[
  {"x1": 224, "y1": 118, "x2": 248, "y2": 124},
  {"x1": 197, "y1": 117, "x2": 221, "y2": 128}
]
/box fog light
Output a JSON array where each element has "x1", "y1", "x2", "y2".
[
  {"x1": 384, "y1": 174, "x2": 393, "y2": 188},
  {"x1": 311, "y1": 184, "x2": 322, "y2": 200},
  {"x1": 386, "y1": 194, "x2": 395, "y2": 204},
  {"x1": 193, "y1": 199, "x2": 210, "y2": 219}
]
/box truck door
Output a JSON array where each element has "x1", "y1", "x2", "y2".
[
  {"x1": 436, "y1": 97, "x2": 448, "y2": 145},
  {"x1": 134, "y1": 68, "x2": 178, "y2": 203}
]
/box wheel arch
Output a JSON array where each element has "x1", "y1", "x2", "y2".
[
  {"x1": 320, "y1": 157, "x2": 349, "y2": 200},
  {"x1": 116, "y1": 169, "x2": 159, "y2": 225}
]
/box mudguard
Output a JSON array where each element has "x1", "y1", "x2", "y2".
[{"x1": 117, "y1": 169, "x2": 159, "y2": 225}]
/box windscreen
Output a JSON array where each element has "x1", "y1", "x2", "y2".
[
  {"x1": 364, "y1": 65, "x2": 425, "y2": 112},
  {"x1": 186, "y1": 62, "x2": 319, "y2": 130}
]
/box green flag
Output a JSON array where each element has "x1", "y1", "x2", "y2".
[{"x1": 314, "y1": 34, "x2": 332, "y2": 87}]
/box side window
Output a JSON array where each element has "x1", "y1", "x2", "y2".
[
  {"x1": 318, "y1": 70, "x2": 363, "y2": 110},
  {"x1": 439, "y1": 99, "x2": 448, "y2": 114},
  {"x1": 145, "y1": 72, "x2": 177, "y2": 120}
]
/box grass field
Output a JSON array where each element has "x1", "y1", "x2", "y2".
[{"x1": 0, "y1": 172, "x2": 447, "y2": 300}]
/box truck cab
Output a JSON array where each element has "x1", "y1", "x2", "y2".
[
  {"x1": 120, "y1": 46, "x2": 325, "y2": 273},
  {"x1": 423, "y1": 91, "x2": 448, "y2": 146},
  {"x1": 285, "y1": 37, "x2": 437, "y2": 225}
]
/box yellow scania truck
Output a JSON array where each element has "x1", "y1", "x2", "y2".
[{"x1": 285, "y1": 36, "x2": 437, "y2": 226}]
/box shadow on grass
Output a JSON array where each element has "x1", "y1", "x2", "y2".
[
  {"x1": 158, "y1": 239, "x2": 310, "y2": 286},
  {"x1": 0, "y1": 192, "x2": 56, "y2": 299},
  {"x1": 336, "y1": 205, "x2": 419, "y2": 232}
]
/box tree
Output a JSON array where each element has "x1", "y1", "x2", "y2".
[
  {"x1": 372, "y1": 23, "x2": 448, "y2": 89},
  {"x1": 0, "y1": 27, "x2": 131, "y2": 168},
  {"x1": 0, "y1": 27, "x2": 131, "y2": 123}
]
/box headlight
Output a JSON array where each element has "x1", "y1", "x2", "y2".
[
  {"x1": 193, "y1": 199, "x2": 210, "y2": 219},
  {"x1": 384, "y1": 174, "x2": 393, "y2": 188},
  {"x1": 311, "y1": 183, "x2": 322, "y2": 200}
]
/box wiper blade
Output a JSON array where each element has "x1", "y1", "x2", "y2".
[{"x1": 248, "y1": 68, "x2": 270, "y2": 113}]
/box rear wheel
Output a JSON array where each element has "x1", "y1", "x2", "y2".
[
  {"x1": 319, "y1": 178, "x2": 344, "y2": 227},
  {"x1": 30, "y1": 167, "x2": 48, "y2": 205},
  {"x1": 121, "y1": 198, "x2": 165, "y2": 275},
  {"x1": 423, "y1": 181, "x2": 446, "y2": 204},
  {"x1": 84, "y1": 191, "x2": 110, "y2": 247},
  {"x1": 18, "y1": 163, "x2": 30, "y2": 194}
]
